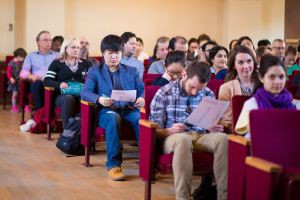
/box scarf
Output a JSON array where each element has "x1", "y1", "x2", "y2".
[{"x1": 254, "y1": 87, "x2": 296, "y2": 109}]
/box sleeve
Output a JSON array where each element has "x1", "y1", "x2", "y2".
[
  {"x1": 20, "y1": 54, "x2": 32, "y2": 79},
  {"x1": 218, "y1": 83, "x2": 231, "y2": 101},
  {"x1": 43, "y1": 60, "x2": 61, "y2": 89},
  {"x1": 6, "y1": 61, "x2": 13, "y2": 79},
  {"x1": 138, "y1": 61, "x2": 144, "y2": 80},
  {"x1": 81, "y1": 67, "x2": 101, "y2": 104},
  {"x1": 134, "y1": 68, "x2": 144, "y2": 98},
  {"x1": 149, "y1": 89, "x2": 166, "y2": 128},
  {"x1": 152, "y1": 77, "x2": 169, "y2": 86},
  {"x1": 147, "y1": 62, "x2": 159, "y2": 74}
]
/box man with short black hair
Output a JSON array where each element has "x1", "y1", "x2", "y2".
[
  {"x1": 150, "y1": 62, "x2": 228, "y2": 200},
  {"x1": 81, "y1": 34, "x2": 144, "y2": 181},
  {"x1": 199, "y1": 41, "x2": 218, "y2": 63},
  {"x1": 120, "y1": 32, "x2": 144, "y2": 79}
]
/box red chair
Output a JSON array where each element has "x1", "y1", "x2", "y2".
[
  {"x1": 142, "y1": 74, "x2": 161, "y2": 82},
  {"x1": 228, "y1": 95, "x2": 251, "y2": 200},
  {"x1": 245, "y1": 110, "x2": 300, "y2": 200},
  {"x1": 287, "y1": 86, "x2": 300, "y2": 100},
  {"x1": 207, "y1": 79, "x2": 224, "y2": 98},
  {"x1": 292, "y1": 70, "x2": 300, "y2": 75},
  {"x1": 19, "y1": 80, "x2": 32, "y2": 124},
  {"x1": 139, "y1": 86, "x2": 214, "y2": 200},
  {"x1": 80, "y1": 100, "x2": 137, "y2": 167},
  {"x1": 143, "y1": 59, "x2": 151, "y2": 73},
  {"x1": 1, "y1": 55, "x2": 14, "y2": 109}
]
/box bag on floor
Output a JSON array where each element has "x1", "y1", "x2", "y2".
[{"x1": 56, "y1": 113, "x2": 84, "y2": 155}]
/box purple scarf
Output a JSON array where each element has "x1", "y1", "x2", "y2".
[{"x1": 254, "y1": 87, "x2": 296, "y2": 109}]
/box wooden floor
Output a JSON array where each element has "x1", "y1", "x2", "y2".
[{"x1": 0, "y1": 108, "x2": 200, "y2": 200}]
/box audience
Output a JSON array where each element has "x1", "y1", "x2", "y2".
[
  {"x1": 272, "y1": 38, "x2": 286, "y2": 61},
  {"x1": 134, "y1": 37, "x2": 149, "y2": 62},
  {"x1": 120, "y1": 32, "x2": 144, "y2": 79},
  {"x1": 149, "y1": 36, "x2": 169, "y2": 64},
  {"x1": 78, "y1": 36, "x2": 99, "y2": 67},
  {"x1": 150, "y1": 61, "x2": 228, "y2": 200},
  {"x1": 81, "y1": 34, "x2": 144, "y2": 181},
  {"x1": 51, "y1": 35, "x2": 64, "y2": 52},
  {"x1": 186, "y1": 38, "x2": 199, "y2": 61},
  {"x1": 20, "y1": 30, "x2": 59, "y2": 112},
  {"x1": 235, "y1": 54, "x2": 300, "y2": 138},
  {"x1": 208, "y1": 45, "x2": 229, "y2": 80},
  {"x1": 44, "y1": 37, "x2": 89, "y2": 127},
  {"x1": 199, "y1": 41, "x2": 218, "y2": 64}
]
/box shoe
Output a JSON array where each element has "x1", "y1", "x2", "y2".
[
  {"x1": 108, "y1": 167, "x2": 126, "y2": 181},
  {"x1": 20, "y1": 119, "x2": 36, "y2": 132},
  {"x1": 193, "y1": 176, "x2": 217, "y2": 200},
  {"x1": 11, "y1": 105, "x2": 19, "y2": 113},
  {"x1": 24, "y1": 105, "x2": 31, "y2": 113}
]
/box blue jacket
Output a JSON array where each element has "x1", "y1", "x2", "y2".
[{"x1": 81, "y1": 63, "x2": 144, "y2": 107}]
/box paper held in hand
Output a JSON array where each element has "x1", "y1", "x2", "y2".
[
  {"x1": 111, "y1": 90, "x2": 137, "y2": 102},
  {"x1": 186, "y1": 97, "x2": 229, "y2": 130}
]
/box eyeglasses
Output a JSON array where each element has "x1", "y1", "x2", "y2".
[
  {"x1": 40, "y1": 39, "x2": 52, "y2": 42},
  {"x1": 167, "y1": 70, "x2": 183, "y2": 77},
  {"x1": 80, "y1": 41, "x2": 90, "y2": 46},
  {"x1": 273, "y1": 47, "x2": 285, "y2": 50}
]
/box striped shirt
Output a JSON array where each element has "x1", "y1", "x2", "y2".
[{"x1": 149, "y1": 80, "x2": 215, "y2": 132}]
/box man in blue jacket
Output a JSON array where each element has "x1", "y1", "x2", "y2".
[{"x1": 81, "y1": 34, "x2": 144, "y2": 181}]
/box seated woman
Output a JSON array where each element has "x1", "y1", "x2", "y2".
[
  {"x1": 208, "y1": 45, "x2": 229, "y2": 80},
  {"x1": 218, "y1": 45, "x2": 258, "y2": 133},
  {"x1": 44, "y1": 37, "x2": 89, "y2": 128},
  {"x1": 152, "y1": 50, "x2": 186, "y2": 86},
  {"x1": 235, "y1": 54, "x2": 300, "y2": 138},
  {"x1": 81, "y1": 34, "x2": 144, "y2": 181}
]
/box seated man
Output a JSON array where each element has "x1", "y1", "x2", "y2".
[
  {"x1": 81, "y1": 34, "x2": 145, "y2": 181},
  {"x1": 150, "y1": 62, "x2": 228, "y2": 200}
]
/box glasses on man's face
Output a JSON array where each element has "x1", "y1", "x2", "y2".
[
  {"x1": 40, "y1": 39, "x2": 52, "y2": 42},
  {"x1": 80, "y1": 41, "x2": 89, "y2": 46},
  {"x1": 273, "y1": 46, "x2": 285, "y2": 50}
]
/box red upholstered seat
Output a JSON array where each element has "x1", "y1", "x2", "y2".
[
  {"x1": 245, "y1": 110, "x2": 300, "y2": 200},
  {"x1": 207, "y1": 79, "x2": 224, "y2": 98},
  {"x1": 1, "y1": 55, "x2": 14, "y2": 109}
]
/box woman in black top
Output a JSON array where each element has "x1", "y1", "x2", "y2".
[{"x1": 44, "y1": 38, "x2": 89, "y2": 127}]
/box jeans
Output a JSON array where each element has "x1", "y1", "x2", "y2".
[
  {"x1": 30, "y1": 80, "x2": 44, "y2": 110},
  {"x1": 98, "y1": 108, "x2": 140, "y2": 169}
]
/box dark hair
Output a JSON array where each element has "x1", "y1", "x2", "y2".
[
  {"x1": 257, "y1": 39, "x2": 271, "y2": 47},
  {"x1": 36, "y1": 30, "x2": 50, "y2": 42},
  {"x1": 237, "y1": 36, "x2": 254, "y2": 49},
  {"x1": 208, "y1": 45, "x2": 229, "y2": 66},
  {"x1": 151, "y1": 44, "x2": 158, "y2": 61},
  {"x1": 13, "y1": 48, "x2": 27, "y2": 58},
  {"x1": 201, "y1": 40, "x2": 218, "y2": 51},
  {"x1": 100, "y1": 34, "x2": 124, "y2": 53},
  {"x1": 297, "y1": 42, "x2": 300, "y2": 53},
  {"x1": 186, "y1": 61, "x2": 211, "y2": 83},
  {"x1": 225, "y1": 45, "x2": 258, "y2": 82},
  {"x1": 165, "y1": 50, "x2": 186, "y2": 68},
  {"x1": 254, "y1": 54, "x2": 285, "y2": 91},
  {"x1": 256, "y1": 46, "x2": 269, "y2": 58},
  {"x1": 188, "y1": 38, "x2": 198, "y2": 47},
  {"x1": 285, "y1": 45, "x2": 297, "y2": 56},
  {"x1": 52, "y1": 35, "x2": 64, "y2": 44},
  {"x1": 120, "y1": 32, "x2": 136, "y2": 44},
  {"x1": 229, "y1": 39, "x2": 238, "y2": 51},
  {"x1": 136, "y1": 37, "x2": 143, "y2": 45},
  {"x1": 197, "y1": 34, "x2": 211, "y2": 44},
  {"x1": 168, "y1": 37, "x2": 177, "y2": 50}
]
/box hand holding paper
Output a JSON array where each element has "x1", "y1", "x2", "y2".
[{"x1": 111, "y1": 90, "x2": 137, "y2": 102}]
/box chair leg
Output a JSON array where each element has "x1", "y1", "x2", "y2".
[
  {"x1": 47, "y1": 123, "x2": 52, "y2": 140},
  {"x1": 2, "y1": 90, "x2": 6, "y2": 110},
  {"x1": 20, "y1": 109, "x2": 25, "y2": 124},
  {"x1": 83, "y1": 146, "x2": 93, "y2": 167},
  {"x1": 145, "y1": 180, "x2": 152, "y2": 200}
]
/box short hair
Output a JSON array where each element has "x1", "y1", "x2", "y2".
[
  {"x1": 257, "y1": 39, "x2": 271, "y2": 47},
  {"x1": 100, "y1": 34, "x2": 124, "y2": 54},
  {"x1": 208, "y1": 46, "x2": 229, "y2": 66},
  {"x1": 226, "y1": 45, "x2": 258, "y2": 82},
  {"x1": 186, "y1": 61, "x2": 211, "y2": 84},
  {"x1": 52, "y1": 35, "x2": 64, "y2": 44},
  {"x1": 136, "y1": 37, "x2": 143, "y2": 45},
  {"x1": 237, "y1": 36, "x2": 254, "y2": 49},
  {"x1": 256, "y1": 46, "x2": 269, "y2": 58},
  {"x1": 13, "y1": 48, "x2": 27, "y2": 58},
  {"x1": 120, "y1": 32, "x2": 136, "y2": 44},
  {"x1": 156, "y1": 36, "x2": 169, "y2": 44},
  {"x1": 201, "y1": 40, "x2": 218, "y2": 51},
  {"x1": 285, "y1": 45, "x2": 297, "y2": 56},
  {"x1": 165, "y1": 50, "x2": 186, "y2": 68},
  {"x1": 36, "y1": 30, "x2": 50, "y2": 42},
  {"x1": 197, "y1": 34, "x2": 211, "y2": 44},
  {"x1": 168, "y1": 37, "x2": 177, "y2": 50},
  {"x1": 254, "y1": 54, "x2": 285, "y2": 92},
  {"x1": 101, "y1": 34, "x2": 124, "y2": 53},
  {"x1": 60, "y1": 37, "x2": 80, "y2": 59},
  {"x1": 272, "y1": 38, "x2": 284, "y2": 45},
  {"x1": 188, "y1": 38, "x2": 198, "y2": 47}
]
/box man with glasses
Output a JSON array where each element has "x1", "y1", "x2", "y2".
[
  {"x1": 272, "y1": 38, "x2": 286, "y2": 61},
  {"x1": 150, "y1": 62, "x2": 228, "y2": 200},
  {"x1": 20, "y1": 30, "x2": 59, "y2": 112},
  {"x1": 81, "y1": 34, "x2": 144, "y2": 181}
]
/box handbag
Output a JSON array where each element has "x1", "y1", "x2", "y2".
[{"x1": 61, "y1": 81, "x2": 83, "y2": 97}]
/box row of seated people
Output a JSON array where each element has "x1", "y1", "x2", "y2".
[{"x1": 1, "y1": 31, "x2": 300, "y2": 200}]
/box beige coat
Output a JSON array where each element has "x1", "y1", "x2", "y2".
[{"x1": 218, "y1": 79, "x2": 242, "y2": 131}]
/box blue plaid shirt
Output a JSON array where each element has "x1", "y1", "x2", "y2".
[{"x1": 149, "y1": 80, "x2": 215, "y2": 132}]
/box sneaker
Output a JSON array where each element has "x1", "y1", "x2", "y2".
[
  {"x1": 20, "y1": 119, "x2": 36, "y2": 132},
  {"x1": 11, "y1": 105, "x2": 19, "y2": 113},
  {"x1": 24, "y1": 105, "x2": 31, "y2": 113},
  {"x1": 108, "y1": 167, "x2": 126, "y2": 181}
]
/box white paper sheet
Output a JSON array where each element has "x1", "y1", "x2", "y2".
[
  {"x1": 111, "y1": 90, "x2": 137, "y2": 102},
  {"x1": 186, "y1": 97, "x2": 229, "y2": 129}
]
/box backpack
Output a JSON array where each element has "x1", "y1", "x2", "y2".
[{"x1": 56, "y1": 113, "x2": 84, "y2": 155}]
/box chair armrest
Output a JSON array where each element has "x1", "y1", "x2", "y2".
[
  {"x1": 246, "y1": 157, "x2": 282, "y2": 173},
  {"x1": 80, "y1": 100, "x2": 96, "y2": 146},
  {"x1": 139, "y1": 119, "x2": 159, "y2": 128},
  {"x1": 81, "y1": 99, "x2": 95, "y2": 106},
  {"x1": 140, "y1": 107, "x2": 145, "y2": 114},
  {"x1": 228, "y1": 134, "x2": 250, "y2": 146}
]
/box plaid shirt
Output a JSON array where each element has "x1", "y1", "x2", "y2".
[{"x1": 149, "y1": 80, "x2": 215, "y2": 132}]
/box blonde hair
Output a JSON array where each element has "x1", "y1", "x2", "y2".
[{"x1": 59, "y1": 37, "x2": 80, "y2": 59}]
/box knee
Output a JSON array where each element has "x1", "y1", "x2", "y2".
[
  {"x1": 100, "y1": 111, "x2": 121, "y2": 125},
  {"x1": 63, "y1": 95, "x2": 76, "y2": 105},
  {"x1": 175, "y1": 134, "x2": 192, "y2": 149},
  {"x1": 214, "y1": 133, "x2": 228, "y2": 149}
]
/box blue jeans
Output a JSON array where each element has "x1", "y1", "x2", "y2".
[
  {"x1": 30, "y1": 80, "x2": 44, "y2": 110},
  {"x1": 98, "y1": 108, "x2": 140, "y2": 169}
]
